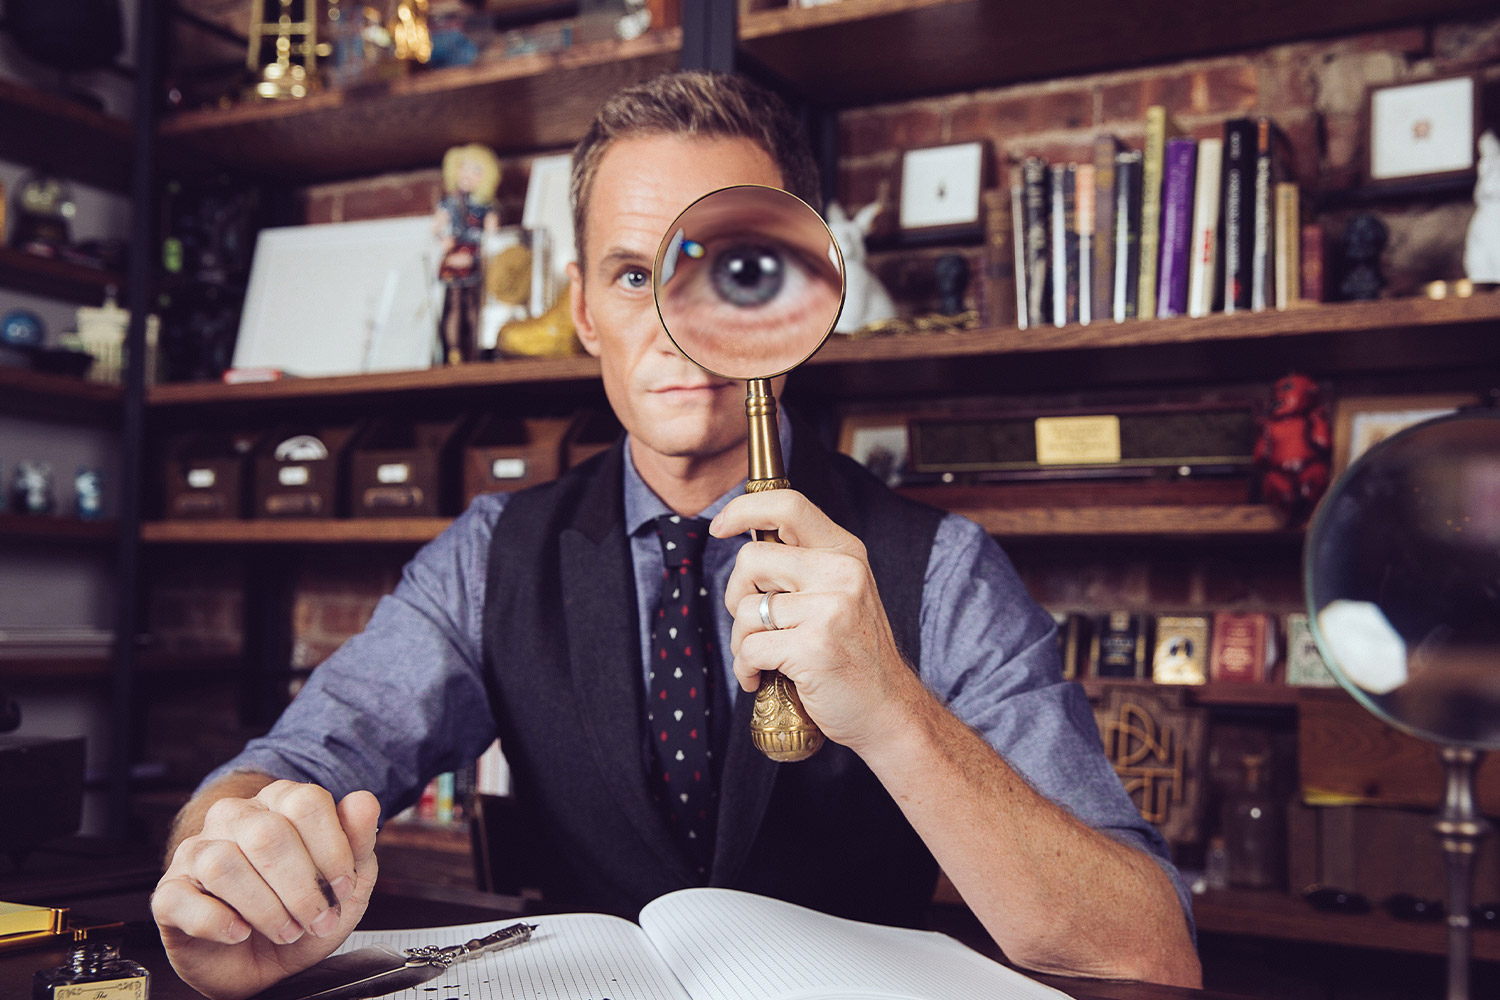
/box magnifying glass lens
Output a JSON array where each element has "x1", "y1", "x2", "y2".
[{"x1": 654, "y1": 186, "x2": 845, "y2": 381}]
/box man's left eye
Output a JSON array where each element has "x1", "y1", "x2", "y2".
[{"x1": 620, "y1": 268, "x2": 649, "y2": 290}]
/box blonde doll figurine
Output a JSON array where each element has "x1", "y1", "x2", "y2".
[{"x1": 434, "y1": 143, "x2": 501, "y2": 363}]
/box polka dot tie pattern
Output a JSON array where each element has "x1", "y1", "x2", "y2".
[{"x1": 649, "y1": 514, "x2": 717, "y2": 880}]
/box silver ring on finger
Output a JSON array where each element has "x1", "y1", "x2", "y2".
[{"x1": 758, "y1": 591, "x2": 783, "y2": 631}]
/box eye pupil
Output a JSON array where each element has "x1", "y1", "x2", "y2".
[{"x1": 712, "y1": 244, "x2": 784, "y2": 306}]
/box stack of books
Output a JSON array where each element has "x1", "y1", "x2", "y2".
[
  {"x1": 1013, "y1": 110, "x2": 1310, "y2": 330},
  {"x1": 0, "y1": 901, "x2": 67, "y2": 952}
]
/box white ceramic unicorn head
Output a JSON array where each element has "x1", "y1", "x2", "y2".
[
  {"x1": 1464, "y1": 130, "x2": 1500, "y2": 284},
  {"x1": 825, "y1": 200, "x2": 897, "y2": 334}
]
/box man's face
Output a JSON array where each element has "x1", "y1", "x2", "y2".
[{"x1": 569, "y1": 134, "x2": 785, "y2": 470}]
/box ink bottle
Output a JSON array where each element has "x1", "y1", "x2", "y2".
[{"x1": 32, "y1": 932, "x2": 149, "y2": 999}]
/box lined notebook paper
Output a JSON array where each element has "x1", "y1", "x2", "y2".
[{"x1": 336, "y1": 888, "x2": 1071, "y2": 1000}]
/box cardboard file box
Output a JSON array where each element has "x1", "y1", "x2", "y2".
[
  {"x1": 349, "y1": 417, "x2": 466, "y2": 517},
  {"x1": 461, "y1": 415, "x2": 571, "y2": 507},
  {"x1": 254, "y1": 425, "x2": 357, "y2": 518},
  {"x1": 163, "y1": 431, "x2": 258, "y2": 519}
]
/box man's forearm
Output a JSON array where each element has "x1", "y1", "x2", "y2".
[
  {"x1": 861, "y1": 688, "x2": 1201, "y2": 988},
  {"x1": 163, "y1": 771, "x2": 278, "y2": 866}
]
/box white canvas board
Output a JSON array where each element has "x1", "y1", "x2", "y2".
[
  {"x1": 522, "y1": 153, "x2": 575, "y2": 313},
  {"x1": 233, "y1": 215, "x2": 443, "y2": 377},
  {"x1": 1370, "y1": 77, "x2": 1475, "y2": 181}
]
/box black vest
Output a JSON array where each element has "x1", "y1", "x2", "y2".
[{"x1": 482, "y1": 427, "x2": 944, "y2": 924}]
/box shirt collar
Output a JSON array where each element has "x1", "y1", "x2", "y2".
[{"x1": 622, "y1": 409, "x2": 794, "y2": 536}]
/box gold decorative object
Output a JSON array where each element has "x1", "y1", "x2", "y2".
[
  {"x1": 247, "y1": 0, "x2": 320, "y2": 100},
  {"x1": 1093, "y1": 685, "x2": 1205, "y2": 844},
  {"x1": 389, "y1": 0, "x2": 433, "y2": 63},
  {"x1": 653, "y1": 185, "x2": 847, "y2": 763},
  {"x1": 496, "y1": 293, "x2": 580, "y2": 359}
]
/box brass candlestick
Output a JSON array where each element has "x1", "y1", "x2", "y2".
[{"x1": 743, "y1": 380, "x2": 824, "y2": 762}]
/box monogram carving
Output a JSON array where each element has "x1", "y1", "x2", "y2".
[{"x1": 1093, "y1": 685, "x2": 1206, "y2": 844}]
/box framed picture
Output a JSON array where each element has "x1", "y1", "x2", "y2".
[
  {"x1": 1365, "y1": 73, "x2": 1481, "y2": 189},
  {"x1": 897, "y1": 141, "x2": 987, "y2": 243},
  {"x1": 1331, "y1": 392, "x2": 1480, "y2": 476},
  {"x1": 837, "y1": 412, "x2": 910, "y2": 487}
]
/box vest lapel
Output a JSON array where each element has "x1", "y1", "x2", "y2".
[{"x1": 560, "y1": 444, "x2": 692, "y2": 882}]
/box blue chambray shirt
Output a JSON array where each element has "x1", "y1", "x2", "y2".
[{"x1": 205, "y1": 422, "x2": 1193, "y2": 931}]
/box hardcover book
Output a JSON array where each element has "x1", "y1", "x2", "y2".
[
  {"x1": 1220, "y1": 118, "x2": 1257, "y2": 314},
  {"x1": 1187, "y1": 137, "x2": 1223, "y2": 318},
  {"x1": 1021, "y1": 156, "x2": 1052, "y2": 328},
  {"x1": 1152, "y1": 615, "x2": 1210, "y2": 685},
  {"x1": 979, "y1": 187, "x2": 1016, "y2": 328},
  {"x1": 1050, "y1": 162, "x2": 1079, "y2": 327},
  {"x1": 1274, "y1": 181, "x2": 1301, "y2": 311},
  {"x1": 1112, "y1": 150, "x2": 1144, "y2": 322},
  {"x1": 1300, "y1": 222, "x2": 1324, "y2": 303},
  {"x1": 1251, "y1": 117, "x2": 1293, "y2": 312},
  {"x1": 1284, "y1": 612, "x2": 1338, "y2": 687},
  {"x1": 1137, "y1": 105, "x2": 1181, "y2": 321},
  {"x1": 1076, "y1": 162, "x2": 1096, "y2": 325},
  {"x1": 1209, "y1": 611, "x2": 1272, "y2": 683},
  {"x1": 1010, "y1": 182, "x2": 1029, "y2": 329},
  {"x1": 1091, "y1": 135, "x2": 1124, "y2": 325},
  {"x1": 1155, "y1": 137, "x2": 1198, "y2": 318},
  {"x1": 1091, "y1": 610, "x2": 1148, "y2": 679},
  {"x1": 1051, "y1": 610, "x2": 1087, "y2": 680}
]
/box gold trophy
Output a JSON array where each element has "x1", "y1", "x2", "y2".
[{"x1": 652, "y1": 185, "x2": 846, "y2": 762}]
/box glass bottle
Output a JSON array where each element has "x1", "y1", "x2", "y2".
[
  {"x1": 1222, "y1": 751, "x2": 1286, "y2": 891},
  {"x1": 33, "y1": 933, "x2": 149, "y2": 1000},
  {"x1": 1203, "y1": 835, "x2": 1231, "y2": 891}
]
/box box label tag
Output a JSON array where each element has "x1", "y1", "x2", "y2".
[
  {"x1": 56, "y1": 977, "x2": 147, "y2": 1000},
  {"x1": 278, "y1": 465, "x2": 310, "y2": 486},
  {"x1": 491, "y1": 458, "x2": 528, "y2": 480},
  {"x1": 187, "y1": 468, "x2": 216, "y2": 489},
  {"x1": 377, "y1": 463, "x2": 410, "y2": 484}
]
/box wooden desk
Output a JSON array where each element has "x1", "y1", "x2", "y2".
[{"x1": 0, "y1": 879, "x2": 1236, "y2": 999}]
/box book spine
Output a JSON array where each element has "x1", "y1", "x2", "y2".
[
  {"x1": 1220, "y1": 118, "x2": 1256, "y2": 314},
  {"x1": 1010, "y1": 182, "x2": 1029, "y2": 329},
  {"x1": 1113, "y1": 150, "x2": 1143, "y2": 322},
  {"x1": 1300, "y1": 222, "x2": 1324, "y2": 303},
  {"x1": 1137, "y1": 105, "x2": 1171, "y2": 320},
  {"x1": 1274, "y1": 181, "x2": 1300, "y2": 310},
  {"x1": 1251, "y1": 117, "x2": 1277, "y2": 312},
  {"x1": 1210, "y1": 612, "x2": 1270, "y2": 682},
  {"x1": 1076, "y1": 162, "x2": 1095, "y2": 325},
  {"x1": 1188, "y1": 137, "x2": 1223, "y2": 318},
  {"x1": 1022, "y1": 156, "x2": 1051, "y2": 327},
  {"x1": 1051, "y1": 164, "x2": 1079, "y2": 327},
  {"x1": 1155, "y1": 137, "x2": 1197, "y2": 318},
  {"x1": 980, "y1": 186, "x2": 1016, "y2": 328},
  {"x1": 1091, "y1": 135, "x2": 1120, "y2": 325}
]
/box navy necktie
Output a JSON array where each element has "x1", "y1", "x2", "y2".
[{"x1": 649, "y1": 514, "x2": 718, "y2": 880}]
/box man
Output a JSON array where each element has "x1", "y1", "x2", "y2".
[{"x1": 151, "y1": 71, "x2": 1202, "y2": 999}]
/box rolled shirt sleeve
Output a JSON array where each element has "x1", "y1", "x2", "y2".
[
  {"x1": 920, "y1": 513, "x2": 1195, "y2": 933},
  {"x1": 198, "y1": 494, "x2": 508, "y2": 820}
]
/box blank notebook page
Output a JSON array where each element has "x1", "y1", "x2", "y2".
[
  {"x1": 639, "y1": 888, "x2": 1074, "y2": 1000},
  {"x1": 339, "y1": 912, "x2": 692, "y2": 1000}
]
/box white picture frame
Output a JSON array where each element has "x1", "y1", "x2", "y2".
[
  {"x1": 1367, "y1": 74, "x2": 1480, "y2": 187},
  {"x1": 232, "y1": 216, "x2": 443, "y2": 378},
  {"x1": 898, "y1": 141, "x2": 986, "y2": 242}
]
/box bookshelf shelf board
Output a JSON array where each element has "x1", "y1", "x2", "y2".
[
  {"x1": 0, "y1": 366, "x2": 122, "y2": 421},
  {"x1": 950, "y1": 503, "x2": 1288, "y2": 538},
  {"x1": 146, "y1": 354, "x2": 603, "y2": 407},
  {"x1": 141, "y1": 518, "x2": 454, "y2": 544},
  {"x1": 1193, "y1": 887, "x2": 1500, "y2": 962},
  {"x1": 739, "y1": 0, "x2": 1490, "y2": 107},
  {"x1": 0, "y1": 79, "x2": 132, "y2": 193},
  {"x1": 145, "y1": 296, "x2": 1500, "y2": 409},
  {"x1": 0, "y1": 513, "x2": 118, "y2": 542},
  {"x1": 0, "y1": 246, "x2": 123, "y2": 305},
  {"x1": 378, "y1": 819, "x2": 471, "y2": 857},
  {"x1": 157, "y1": 31, "x2": 681, "y2": 180},
  {"x1": 1079, "y1": 678, "x2": 1307, "y2": 708},
  {"x1": 0, "y1": 652, "x2": 239, "y2": 680}
]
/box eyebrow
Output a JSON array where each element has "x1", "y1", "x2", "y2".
[{"x1": 597, "y1": 246, "x2": 653, "y2": 276}]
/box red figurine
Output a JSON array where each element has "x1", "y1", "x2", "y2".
[{"x1": 1254, "y1": 373, "x2": 1331, "y2": 522}]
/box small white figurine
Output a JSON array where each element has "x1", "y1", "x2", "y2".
[
  {"x1": 826, "y1": 200, "x2": 897, "y2": 334},
  {"x1": 1464, "y1": 130, "x2": 1500, "y2": 284}
]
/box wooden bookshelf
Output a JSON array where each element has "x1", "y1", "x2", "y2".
[
  {"x1": 141, "y1": 518, "x2": 452, "y2": 544},
  {"x1": 0, "y1": 513, "x2": 117, "y2": 542},
  {"x1": 144, "y1": 295, "x2": 1500, "y2": 408},
  {"x1": 0, "y1": 246, "x2": 123, "y2": 305},
  {"x1": 0, "y1": 367, "x2": 121, "y2": 422},
  {"x1": 739, "y1": 0, "x2": 1491, "y2": 106},
  {"x1": 157, "y1": 30, "x2": 681, "y2": 181},
  {"x1": 1079, "y1": 677, "x2": 1308, "y2": 708},
  {"x1": 0, "y1": 79, "x2": 132, "y2": 193},
  {"x1": 0, "y1": 652, "x2": 239, "y2": 681}
]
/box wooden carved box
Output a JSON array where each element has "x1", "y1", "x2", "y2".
[
  {"x1": 349, "y1": 417, "x2": 466, "y2": 518},
  {"x1": 462, "y1": 415, "x2": 571, "y2": 506},
  {"x1": 1092, "y1": 684, "x2": 1207, "y2": 845},
  {"x1": 163, "y1": 431, "x2": 259, "y2": 520},
  {"x1": 254, "y1": 425, "x2": 357, "y2": 519}
]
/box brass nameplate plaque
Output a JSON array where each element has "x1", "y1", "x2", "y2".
[{"x1": 1035, "y1": 415, "x2": 1121, "y2": 465}]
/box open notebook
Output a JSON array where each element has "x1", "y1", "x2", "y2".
[{"x1": 335, "y1": 887, "x2": 1073, "y2": 999}]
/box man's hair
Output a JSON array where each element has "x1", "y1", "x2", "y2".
[{"x1": 569, "y1": 70, "x2": 822, "y2": 271}]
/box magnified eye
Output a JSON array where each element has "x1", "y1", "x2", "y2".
[{"x1": 711, "y1": 244, "x2": 785, "y2": 307}]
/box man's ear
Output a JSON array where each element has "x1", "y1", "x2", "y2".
[{"x1": 568, "y1": 261, "x2": 601, "y2": 358}]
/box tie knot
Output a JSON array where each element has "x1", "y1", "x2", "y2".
[{"x1": 655, "y1": 515, "x2": 710, "y2": 568}]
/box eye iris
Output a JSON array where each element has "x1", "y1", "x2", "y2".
[{"x1": 712, "y1": 245, "x2": 784, "y2": 306}]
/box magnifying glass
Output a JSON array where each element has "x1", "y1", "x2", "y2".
[{"x1": 653, "y1": 184, "x2": 846, "y2": 762}]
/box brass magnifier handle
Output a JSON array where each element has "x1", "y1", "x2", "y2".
[{"x1": 744, "y1": 378, "x2": 824, "y2": 762}]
